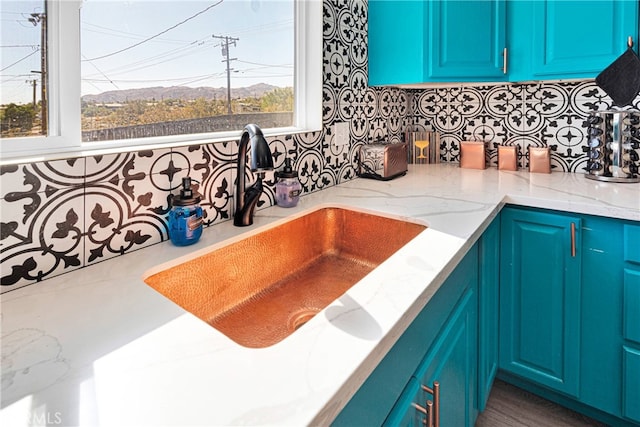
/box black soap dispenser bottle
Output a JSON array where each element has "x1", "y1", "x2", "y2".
[{"x1": 168, "y1": 177, "x2": 203, "y2": 246}]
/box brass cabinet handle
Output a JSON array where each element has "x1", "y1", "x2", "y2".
[
  {"x1": 502, "y1": 48, "x2": 508, "y2": 74},
  {"x1": 426, "y1": 400, "x2": 434, "y2": 426},
  {"x1": 411, "y1": 401, "x2": 434, "y2": 427},
  {"x1": 412, "y1": 402, "x2": 427, "y2": 416},
  {"x1": 421, "y1": 381, "x2": 440, "y2": 427},
  {"x1": 570, "y1": 222, "x2": 576, "y2": 257}
]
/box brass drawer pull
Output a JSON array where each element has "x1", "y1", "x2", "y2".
[
  {"x1": 502, "y1": 48, "x2": 508, "y2": 74},
  {"x1": 421, "y1": 381, "x2": 440, "y2": 427},
  {"x1": 411, "y1": 401, "x2": 434, "y2": 427},
  {"x1": 426, "y1": 400, "x2": 434, "y2": 426},
  {"x1": 412, "y1": 402, "x2": 427, "y2": 415},
  {"x1": 571, "y1": 222, "x2": 576, "y2": 257}
]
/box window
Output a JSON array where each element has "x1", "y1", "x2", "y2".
[
  {"x1": 0, "y1": 0, "x2": 321, "y2": 161},
  {"x1": 0, "y1": 0, "x2": 48, "y2": 139}
]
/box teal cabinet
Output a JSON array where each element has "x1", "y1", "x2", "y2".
[
  {"x1": 622, "y1": 225, "x2": 640, "y2": 424},
  {"x1": 579, "y1": 215, "x2": 625, "y2": 418},
  {"x1": 623, "y1": 346, "x2": 640, "y2": 423},
  {"x1": 426, "y1": 0, "x2": 506, "y2": 80},
  {"x1": 508, "y1": 0, "x2": 639, "y2": 81},
  {"x1": 499, "y1": 207, "x2": 582, "y2": 397},
  {"x1": 500, "y1": 207, "x2": 640, "y2": 425},
  {"x1": 368, "y1": 1, "x2": 424, "y2": 86},
  {"x1": 415, "y1": 286, "x2": 477, "y2": 426},
  {"x1": 334, "y1": 206, "x2": 639, "y2": 426},
  {"x1": 368, "y1": 0, "x2": 506, "y2": 85},
  {"x1": 386, "y1": 286, "x2": 477, "y2": 426},
  {"x1": 332, "y1": 244, "x2": 479, "y2": 426},
  {"x1": 478, "y1": 215, "x2": 500, "y2": 411},
  {"x1": 369, "y1": 0, "x2": 638, "y2": 85}
]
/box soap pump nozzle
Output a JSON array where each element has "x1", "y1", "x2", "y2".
[
  {"x1": 174, "y1": 177, "x2": 201, "y2": 206},
  {"x1": 181, "y1": 177, "x2": 193, "y2": 198},
  {"x1": 276, "y1": 157, "x2": 297, "y2": 179}
]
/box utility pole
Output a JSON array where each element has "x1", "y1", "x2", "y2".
[
  {"x1": 29, "y1": 11, "x2": 47, "y2": 134},
  {"x1": 26, "y1": 79, "x2": 37, "y2": 107},
  {"x1": 212, "y1": 34, "x2": 238, "y2": 115}
]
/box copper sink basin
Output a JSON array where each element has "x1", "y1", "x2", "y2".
[{"x1": 144, "y1": 206, "x2": 426, "y2": 348}]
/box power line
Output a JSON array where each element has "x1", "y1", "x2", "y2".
[
  {"x1": 0, "y1": 44, "x2": 39, "y2": 49},
  {"x1": 82, "y1": 54, "x2": 119, "y2": 90},
  {"x1": 236, "y1": 60, "x2": 293, "y2": 69},
  {"x1": 84, "y1": 40, "x2": 215, "y2": 79},
  {"x1": 0, "y1": 49, "x2": 39, "y2": 72},
  {"x1": 82, "y1": 27, "x2": 185, "y2": 45},
  {"x1": 81, "y1": 22, "x2": 188, "y2": 45},
  {"x1": 82, "y1": 0, "x2": 224, "y2": 62},
  {"x1": 82, "y1": 72, "x2": 224, "y2": 84},
  {"x1": 218, "y1": 19, "x2": 293, "y2": 38}
]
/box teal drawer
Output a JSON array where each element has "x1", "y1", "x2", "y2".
[
  {"x1": 624, "y1": 269, "x2": 640, "y2": 344},
  {"x1": 623, "y1": 346, "x2": 640, "y2": 423},
  {"x1": 624, "y1": 225, "x2": 640, "y2": 264}
]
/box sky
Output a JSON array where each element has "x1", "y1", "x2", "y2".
[{"x1": 0, "y1": 0, "x2": 294, "y2": 104}]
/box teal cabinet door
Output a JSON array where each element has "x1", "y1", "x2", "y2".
[
  {"x1": 478, "y1": 215, "x2": 500, "y2": 411},
  {"x1": 427, "y1": 0, "x2": 506, "y2": 80},
  {"x1": 622, "y1": 224, "x2": 640, "y2": 424},
  {"x1": 510, "y1": 0, "x2": 639, "y2": 81},
  {"x1": 385, "y1": 286, "x2": 478, "y2": 427},
  {"x1": 367, "y1": 1, "x2": 425, "y2": 86},
  {"x1": 623, "y1": 346, "x2": 640, "y2": 423},
  {"x1": 415, "y1": 287, "x2": 478, "y2": 427},
  {"x1": 383, "y1": 377, "x2": 423, "y2": 426},
  {"x1": 579, "y1": 215, "x2": 624, "y2": 418},
  {"x1": 501, "y1": 211, "x2": 640, "y2": 425},
  {"x1": 333, "y1": 244, "x2": 479, "y2": 426},
  {"x1": 368, "y1": 0, "x2": 506, "y2": 85},
  {"x1": 499, "y1": 207, "x2": 582, "y2": 397}
]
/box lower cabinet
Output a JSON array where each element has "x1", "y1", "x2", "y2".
[
  {"x1": 499, "y1": 207, "x2": 582, "y2": 397},
  {"x1": 334, "y1": 206, "x2": 639, "y2": 426},
  {"x1": 332, "y1": 243, "x2": 479, "y2": 427},
  {"x1": 622, "y1": 224, "x2": 640, "y2": 424},
  {"x1": 385, "y1": 286, "x2": 477, "y2": 426},
  {"x1": 477, "y1": 215, "x2": 500, "y2": 411},
  {"x1": 500, "y1": 206, "x2": 640, "y2": 426}
]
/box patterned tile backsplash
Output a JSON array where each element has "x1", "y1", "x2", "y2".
[
  {"x1": 0, "y1": 0, "x2": 629, "y2": 292},
  {"x1": 407, "y1": 81, "x2": 629, "y2": 171}
]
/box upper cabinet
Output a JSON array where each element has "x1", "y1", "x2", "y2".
[
  {"x1": 368, "y1": 0, "x2": 506, "y2": 85},
  {"x1": 428, "y1": 1, "x2": 506, "y2": 80},
  {"x1": 368, "y1": 0, "x2": 639, "y2": 86},
  {"x1": 368, "y1": 1, "x2": 426, "y2": 86},
  {"x1": 508, "y1": 0, "x2": 639, "y2": 81}
]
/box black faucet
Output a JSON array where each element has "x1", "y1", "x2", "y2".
[{"x1": 234, "y1": 124, "x2": 274, "y2": 226}]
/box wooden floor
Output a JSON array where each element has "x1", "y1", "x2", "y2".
[{"x1": 475, "y1": 380, "x2": 608, "y2": 427}]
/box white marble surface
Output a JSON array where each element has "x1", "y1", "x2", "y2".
[{"x1": 1, "y1": 164, "x2": 639, "y2": 426}]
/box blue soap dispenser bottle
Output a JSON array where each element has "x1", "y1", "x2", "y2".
[{"x1": 169, "y1": 177, "x2": 203, "y2": 246}]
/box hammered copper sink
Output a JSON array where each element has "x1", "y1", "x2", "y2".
[{"x1": 143, "y1": 206, "x2": 427, "y2": 348}]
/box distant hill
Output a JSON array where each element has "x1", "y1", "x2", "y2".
[{"x1": 81, "y1": 83, "x2": 282, "y2": 103}]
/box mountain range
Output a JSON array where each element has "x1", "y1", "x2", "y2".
[{"x1": 81, "y1": 83, "x2": 282, "y2": 104}]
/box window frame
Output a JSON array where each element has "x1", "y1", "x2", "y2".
[{"x1": 0, "y1": 0, "x2": 322, "y2": 163}]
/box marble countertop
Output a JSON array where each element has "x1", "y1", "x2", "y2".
[{"x1": 2, "y1": 164, "x2": 639, "y2": 426}]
